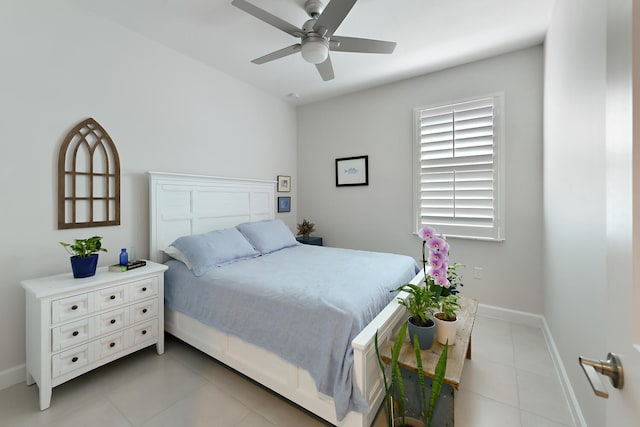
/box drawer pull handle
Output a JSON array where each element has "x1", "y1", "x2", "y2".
[
  {"x1": 71, "y1": 305, "x2": 78, "y2": 311},
  {"x1": 72, "y1": 331, "x2": 79, "y2": 337},
  {"x1": 110, "y1": 295, "x2": 116, "y2": 300},
  {"x1": 141, "y1": 330, "x2": 147, "y2": 335},
  {"x1": 142, "y1": 308, "x2": 148, "y2": 314},
  {"x1": 110, "y1": 319, "x2": 116, "y2": 324},
  {"x1": 72, "y1": 357, "x2": 78, "y2": 363},
  {"x1": 142, "y1": 287, "x2": 147, "y2": 292},
  {"x1": 109, "y1": 342, "x2": 115, "y2": 348}
]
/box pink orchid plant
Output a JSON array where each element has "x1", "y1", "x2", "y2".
[{"x1": 418, "y1": 226, "x2": 464, "y2": 299}]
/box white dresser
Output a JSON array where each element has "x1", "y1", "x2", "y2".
[{"x1": 21, "y1": 261, "x2": 168, "y2": 410}]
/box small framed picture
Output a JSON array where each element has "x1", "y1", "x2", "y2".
[
  {"x1": 277, "y1": 196, "x2": 291, "y2": 213},
  {"x1": 277, "y1": 175, "x2": 291, "y2": 192},
  {"x1": 336, "y1": 155, "x2": 368, "y2": 187}
]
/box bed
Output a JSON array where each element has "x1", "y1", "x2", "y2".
[{"x1": 149, "y1": 171, "x2": 420, "y2": 427}]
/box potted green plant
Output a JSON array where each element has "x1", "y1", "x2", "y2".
[
  {"x1": 375, "y1": 322, "x2": 449, "y2": 427},
  {"x1": 394, "y1": 283, "x2": 439, "y2": 350},
  {"x1": 434, "y1": 294, "x2": 460, "y2": 345},
  {"x1": 59, "y1": 236, "x2": 107, "y2": 278}
]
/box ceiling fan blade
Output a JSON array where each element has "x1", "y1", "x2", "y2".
[
  {"x1": 251, "y1": 44, "x2": 301, "y2": 64},
  {"x1": 232, "y1": 0, "x2": 304, "y2": 38},
  {"x1": 330, "y1": 36, "x2": 396, "y2": 54},
  {"x1": 313, "y1": 0, "x2": 358, "y2": 38},
  {"x1": 315, "y1": 55, "x2": 335, "y2": 81}
]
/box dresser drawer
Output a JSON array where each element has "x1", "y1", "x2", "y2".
[
  {"x1": 93, "y1": 285, "x2": 126, "y2": 312},
  {"x1": 95, "y1": 308, "x2": 127, "y2": 336},
  {"x1": 51, "y1": 318, "x2": 92, "y2": 352},
  {"x1": 51, "y1": 294, "x2": 90, "y2": 324},
  {"x1": 131, "y1": 320, "x2": 157, "y2": 346},
  {"x1": 129, "y1": 278, "x2": 158, "y2": 302},
  {"x1": 52, "y1": 345, "x2": 90, "y2": 378},
  {"x1": 130, "y1": 299, "x2": 157, "y2": 324},
  {"x1": 95, "y1": 331, "x2": 126, "y2": 360}
]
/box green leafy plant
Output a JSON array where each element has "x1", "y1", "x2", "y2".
[
  {"x1": 435, "y1": 294, "x2": 460, "y2": 322},
  {"x1": 427, "y1": 341, "x2": 448, "y2": 427},
  {"x1": 375, "y1": 322, "x2": 449, "y2": 427},
  {"x1": 394, "y1": 283, "x2": 439, "y2": 327},
  {"x1": 59, "y1": 236, "x2": 107, "y2": 258},
  {"x1": 375, "y1": 321, "x2": 408, "y2": 427}
]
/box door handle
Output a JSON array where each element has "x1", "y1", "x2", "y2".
[{"x1": 578, "y1": 352, "x2": 624, "y2": 398}]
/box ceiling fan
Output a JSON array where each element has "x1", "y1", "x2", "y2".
[{"x1": 231, "y1": 0, "x2": 397, "y2": 81}]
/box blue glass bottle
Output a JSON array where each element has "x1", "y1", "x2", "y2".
[{"x1": 119, "y1": 248, "x2": 128, "y2": 266}]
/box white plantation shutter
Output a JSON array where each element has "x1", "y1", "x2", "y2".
[{"x1": 414, "y1": 97, "x2": 504, "y2": 240}]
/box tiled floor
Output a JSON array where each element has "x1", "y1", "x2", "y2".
[{"x1": 0, "y1": 315, "x2": 575, "y2": 426}]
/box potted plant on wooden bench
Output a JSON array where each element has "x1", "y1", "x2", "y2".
[
  {"x1": 434, "y1": 294, "x2": 460, "y2": 346},
  {"x1": 394, "y1": 283, "x2": 439, "y2": 350}
]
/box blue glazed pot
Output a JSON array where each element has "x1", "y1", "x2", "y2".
[
  {"x1": 408, "y1": 316, "x2": 435, "y2": 350},
  {"x1": 70, "y1": 254, "x2": 99, "y2": 278}
]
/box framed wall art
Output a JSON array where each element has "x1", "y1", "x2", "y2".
[
  {"x1": 335, "y1": 155, "x2": 368, "y2": 187},
  {"x1": 277, "y1": 196, "x2": 291, "y2": 213},
  {"x1": 277, "y1": 175, "x2": 291, "y2": 192}
]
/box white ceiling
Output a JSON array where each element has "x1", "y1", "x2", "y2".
[{"x1": 81, "y1": 0, "x2": 556, "y2": 105}]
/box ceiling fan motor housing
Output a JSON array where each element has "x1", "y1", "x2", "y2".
[{"x1": 304, "y1": 0, "x2": 325, "y2": 18}]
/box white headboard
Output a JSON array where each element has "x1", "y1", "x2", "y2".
[{"x1": 148, "y1": 171, "x2": 276, "y2": 263}]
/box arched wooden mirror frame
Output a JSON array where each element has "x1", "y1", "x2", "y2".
[{"x1": 57, "y1": 118, "x2": 121, "y2": 229}]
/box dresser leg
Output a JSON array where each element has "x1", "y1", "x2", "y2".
[
  {"x1": 26, "y1": 371, "x2": 35, "y2": 386},
  {"x1": 39, "y1": 386, "x2": 52, "y2": 411},
  {"x1": 156, "y1": 336, "x2": 164, "y2": 355}
]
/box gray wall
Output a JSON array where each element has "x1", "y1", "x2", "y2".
[
  {"x1": 0, "y1": 1, "x2": 296, "y2": 382},
  {"x1": 297, "y1": 46, "x2": 544, "y2": 313},
  {"x1": 544, "y1": 0, "x2": 608, "y2": 425}
]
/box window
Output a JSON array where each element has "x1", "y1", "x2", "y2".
[{"x1": 413, "y1": 96, "x2": 504, "y2": 241}]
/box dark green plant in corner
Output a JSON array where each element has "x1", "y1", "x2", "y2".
[
  {"x1": 376, "y1": 321, "x2": 408, "y2": 427},
  {"x1": 60, "y1": 236, "x2": 108, "y2": 257},
  {"x1": 376, "y1": 322, "x2": 449, "y2": 427},
  {"x1": 427, "y1": 340, "x2": 448, "y2": 427}
]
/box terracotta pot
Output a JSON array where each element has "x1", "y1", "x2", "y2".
[{"x1": 394, "y1": 416, "x2": 425, "y2": 427}]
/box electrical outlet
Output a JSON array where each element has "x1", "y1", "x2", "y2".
[{"x1": 473, "y1": 267, "x2": 483, "y2": 280}]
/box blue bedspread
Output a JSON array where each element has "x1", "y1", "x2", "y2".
[{"x1": 164, "y1": 244, "x2": 418, "y2": 421}]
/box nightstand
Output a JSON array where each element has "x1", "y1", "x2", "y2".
[
  {"x1": 296, "y1": 236, "x2": 323, "y2": 246},
  {"x1": 21, "y1": 261, "x2": 168, "y2": 410}
]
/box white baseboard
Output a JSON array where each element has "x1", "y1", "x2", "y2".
[
  {"x1": 477, "y1": 303, "x2": 545, "y2": 327},
  {"x1": 0, "y1": 364, "x2": 25, "y2": 391},
  {"x1": 540, "y1": 317, "x2": 587, "y2": 427},
  {"x1": 477, "y1": 304, "x2": 586, "y2": 427}
]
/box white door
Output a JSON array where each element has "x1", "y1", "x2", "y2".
[{"x1": 601, "y1": 0, "x2": 640, "y2": 424}]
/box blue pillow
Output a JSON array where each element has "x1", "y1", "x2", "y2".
[
  {"x1": 236, "y1": 219, "x2": 298, "y2": 254},
  {"x1": 171, "y1": 227, "x2": 259, "y2": 276}
]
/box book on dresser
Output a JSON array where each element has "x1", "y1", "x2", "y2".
[{"x1": 108, "y1": 260, "x2": 147, "y2": 272}]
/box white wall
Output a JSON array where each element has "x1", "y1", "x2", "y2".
[
  {"x1": 0, "y1": 0, "x2": 296, "y2": 383},
  {"x1": 543, "y1": 0, "x2": 607, "y2": 425},
  {"x1": 297, "y1": 46, "x2": 544, "y2": 313}
]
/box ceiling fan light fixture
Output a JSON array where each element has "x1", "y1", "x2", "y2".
[{"x1": 301, "y1": 37, "x2": 329, "y2": 64}]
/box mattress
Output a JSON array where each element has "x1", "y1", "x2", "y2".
[{"x1": 164, "y1": 244, "x2": 418, "y2": 420}]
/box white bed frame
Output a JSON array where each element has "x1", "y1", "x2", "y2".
[{"x1": 148, "y1": 171, "x2": 412, "y2": 427}]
